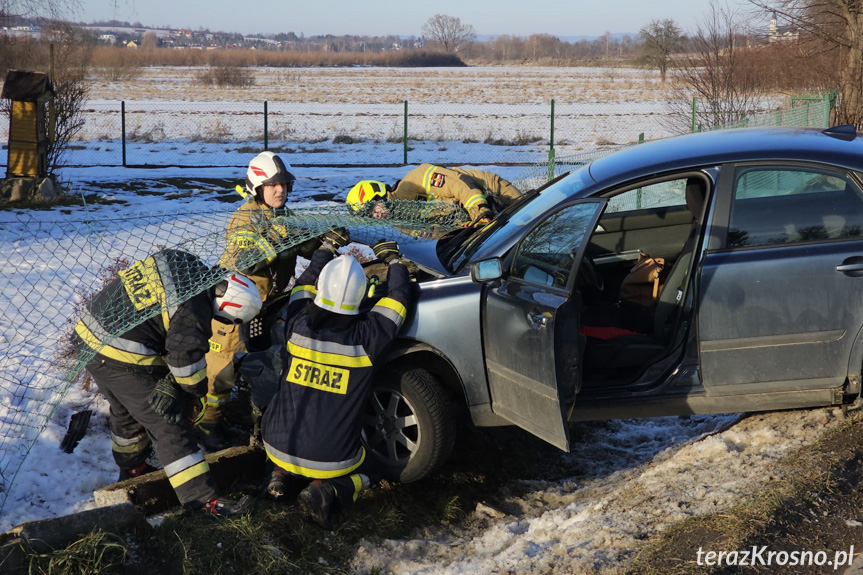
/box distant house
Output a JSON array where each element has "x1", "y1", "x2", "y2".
[
  {"x1": 126, "y1": 40, "x2": 139, "y2": 49},
  {"x1": 768, "y1": 13, "x2": 798, "y2": 43},
  {"x1": 1, "y1": 24, "x2": 41, "y2": 39},
  {"x1": 98, "y1": 33, "x2": 117, "y2": 44},
  {"x1": 413, "y1": 40, "x2": 423, "y2": 49}
]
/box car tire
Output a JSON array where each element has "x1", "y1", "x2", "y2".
[{"x1": 362, "y1": 366, "x2": 456, "y2": 483}]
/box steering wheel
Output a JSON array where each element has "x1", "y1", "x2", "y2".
[{"x1": 578, "y1": 255, "x2": 604, "y2": 292}]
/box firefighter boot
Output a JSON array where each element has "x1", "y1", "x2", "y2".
[
  {"x1": 267, "y1": 469, "x2": 289, "y2": 500},
  {"x1": 298, "y1": 480, "x2": 338, "y2": 529},
  {"x1": 199, "y1": 495, "x2": 255, "y2": 518},
  {"x1": 117, "y1": 462, "x2": 158, "y2": 482}
]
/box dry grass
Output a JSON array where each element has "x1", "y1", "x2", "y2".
[
  {"x1": 90, "y1": 46, "x2": 464, "y2": 69},
  {"x1": 627, "y1": 410, "x2": 863, "y2": 575},
  {"x1": 84, "y1": 65, "x2": 673, "y2": 105}
]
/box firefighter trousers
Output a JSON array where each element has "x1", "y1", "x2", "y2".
[
  {"x1": 276, "y1": 451, "x2": 384, "y2": 514},
  {"x1": 87, "y1": 359, "x2": 218, "y2": 507},
  {"x1": 203, "y1": 320, "x2": 244, "y2": 425}
]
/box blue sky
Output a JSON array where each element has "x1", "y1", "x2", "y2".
[{"x1": 77, "y1": 0, "x2": 755, "y2": 38}]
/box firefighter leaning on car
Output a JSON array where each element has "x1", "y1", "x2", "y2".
[
  {"x1": 260, "y1": 238, "x2": 413, "y2": 529},
  {"x1": 200, "y1": 151, "x2": 350, "y2": 450},
  {"x1": 346, "y1": 163, "x2": 523, "y2": 224},
  {"x1": 73, "y1": 249, "x2": 262, "y2": 517}
]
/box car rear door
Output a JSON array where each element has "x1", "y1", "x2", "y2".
[
  {"x1": 699, "y1": 164, "x2": 863, "y2": 391},
  {"x1": 482, "y1": 199, "x2": 606, "y2": 450}
]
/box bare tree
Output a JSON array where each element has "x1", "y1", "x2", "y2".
[
  {"x1": 639, "y1": 18, "x2": 683, "y2": 82},
  {"x1": 140, "y1": 30, "x2": 158, "y2": 49},
  {"x1": 748, "y1": 0, "x2": 863, "y2": 127},
  {"x1": 421, "y1": 13, "x2": 476, "y2": 53},
  {"x1": 0, "y1": 0, "x2": 77, "y2": 22},
  {"x1": 670, "y1": 1, "x2": 770, "y2": 131},
  {"x1": 41, "y1": 25, "x2": 90, "y2": 175}
]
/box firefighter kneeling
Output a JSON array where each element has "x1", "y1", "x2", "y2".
[
  {"x1": 74, "y1": 250, "x2": 262, "y2": 517},
  {"x1": 261, "y1": 238, "x2": 413, "y2": 528}
]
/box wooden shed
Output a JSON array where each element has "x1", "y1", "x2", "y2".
[{"x1": 1, "y1": 70, "x2": 54, "y2": 178}]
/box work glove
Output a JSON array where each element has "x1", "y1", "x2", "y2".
[
  {"x1": 320, "y1": 227, "x2": 350, "y2": 253},
  {"x1": 147, "y1": 374, "x2": 186, "y2": 425},
  {"x1": 372, "y1": 239, "x2": 400, "y2": 264},
  {"x1": 462, "y1": 213, "x2": 493, "y2": 228}
]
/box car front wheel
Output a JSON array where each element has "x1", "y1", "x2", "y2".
[{"x1": 362, "y1": 366, "x2": 456, "y2": 483}]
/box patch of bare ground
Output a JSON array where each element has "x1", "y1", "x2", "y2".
[{"x1": 628, "y1": 409, "x2": 863, "y2": 575}]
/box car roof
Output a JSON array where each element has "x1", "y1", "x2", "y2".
[{"x1": 588, "y1": 127, "x2": 863, "y2": 186}]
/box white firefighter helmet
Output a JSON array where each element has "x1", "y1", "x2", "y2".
[
  {"x1": 213, "y1": 273, "x2": 263, "y2": 323},
  {"x1": 244, "y1": 151, "x2": 296, "y2": 198},
  {"x1": 314, "y1": 256, "x2": 367, "y2": 316}
]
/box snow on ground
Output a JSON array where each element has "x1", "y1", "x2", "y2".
[
  {"x1": 1, "y1": 66, "x2": 686, "y2": 171},
  {"x1": 351, "y1": 408, "x2": 845, "y2": 575}
]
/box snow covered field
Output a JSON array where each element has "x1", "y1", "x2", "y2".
[
  {"x1": 2, "y1": 66, "x2": 682, "y2": 168},
  {"x1": 0, "y1": 162, "x2": 851, "y2": 575}
]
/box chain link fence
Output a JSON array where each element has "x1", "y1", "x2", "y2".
[
  {"x1": 1, "y1": 99, "x2": 679, "y2": 169},
  {"x1": 512, "y1": 96, "x2": 835, "y2": 191},
  {"x1": 0, "y1": 202, "x2": 468, "y2": 519},
  {"x1": 4, "y1": 95, "x2": 828, "y2": 170}
]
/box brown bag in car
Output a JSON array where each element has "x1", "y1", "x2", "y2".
[{"x1": 619, "y1": 253, "x2": 665, "y2": 307}]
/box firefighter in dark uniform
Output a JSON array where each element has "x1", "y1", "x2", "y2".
[
  {"x1": 73, "y1": 249, "x2": 262, "y2": 516},
  {"x1": 260, "y1": 239, "x2": 413, "y2": 528},
  {"x1": 200, "y1": 151, "x2": 348, "y2": 450},
  {"x1": 346, "y1": 164, "x2": 523, "y2": 224}
]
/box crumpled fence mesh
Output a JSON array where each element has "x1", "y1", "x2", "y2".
[{"x1": 0, "y1": 200, "x2": 468, "y2": 513}]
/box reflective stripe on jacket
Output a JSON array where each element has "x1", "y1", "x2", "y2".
[{"x1": 220, "y1": 200, "x2": 301, "y2": 301}]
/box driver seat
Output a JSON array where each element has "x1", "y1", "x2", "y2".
[{"x1": 583, "y1": 177, "x2": 706, "y2": 374}]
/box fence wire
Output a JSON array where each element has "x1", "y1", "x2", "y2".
[
  {"x1": 1, "y1": 100, "x2": 678, "y2": 168},
  {"x1": 0, "y1": 200, "x2": 467, "y2": 516},
  {"x1": 512, "y1": 98, "x2": 834, "y2": 190}
]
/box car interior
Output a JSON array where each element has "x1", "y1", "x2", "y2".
[{"x1": 577, "y1": 173, "x2": 710, "y2": 388}]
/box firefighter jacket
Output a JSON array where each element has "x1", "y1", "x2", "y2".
[
  {"x1": 220, "y1": 199, "x2": 315, "y2": 302},
  {"x1": 261, "y1": 249, "x2": 412, "y2": 479},
  {"x1": 390, "y1": 164, "x2": 523, "y2": 221},
  {"x1": 74, "y1": 249, "x2": 213, "y2": 396}
]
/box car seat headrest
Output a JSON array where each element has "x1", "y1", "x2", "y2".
[{"x1": 685, "y1": 178, "x2": 706, "y2": 221}]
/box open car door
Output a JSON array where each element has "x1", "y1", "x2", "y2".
[{"x1": 482, "y1": 199, "x2": 607, "y2": 450}]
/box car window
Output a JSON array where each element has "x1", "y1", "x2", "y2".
[
  {"x1": 447, "y1": 165, "x2": 596, "y2": 272},
  {"x1": 606, "y1": 179, "x2": 687, "y2": 213},
  {"x1": 728, "y1": 167, "x2": 863, "y2": 248},
  {"x1": 512, "y1": 203, "x2": 599, "y2": 288}
]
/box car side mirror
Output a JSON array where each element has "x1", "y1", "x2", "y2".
[{"x1": 470, "y1": 258, "x2": 503, "y2": 283}]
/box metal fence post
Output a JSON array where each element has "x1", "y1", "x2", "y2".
[
  {"x1": 547, "y1": 99, "x2": 555, "y2": 182},
  {"x1": 403, "y1": 100, "x2": 408, "y2": 165},
  {"x1": 264, "y1": 101, "x2": 269, "y2": 151},
  {"x1": 121, "y1": 100, "x2": 126, "y2": 167}
]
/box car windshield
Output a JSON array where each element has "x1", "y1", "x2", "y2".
[{"x1": 441, "y1": 165, "x2": 596, "y2": 272}]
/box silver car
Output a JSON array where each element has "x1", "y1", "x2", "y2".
[{"x1": 360, "y1": 125, "x2": 863, "y2": 482}]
